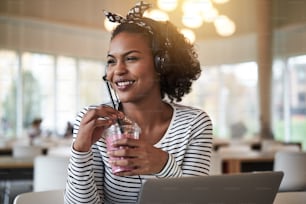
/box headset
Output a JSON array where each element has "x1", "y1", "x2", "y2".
[
  {"x1": 152, "y1": 21, "x2": 171, "y2": 73},
  {"x1": 154, "y1": 50, "x2": 168, "y2": 73},
  {"x1": 102, "y1": 66, "x2": 119, "y2": 109}
]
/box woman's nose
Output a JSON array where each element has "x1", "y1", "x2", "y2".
[{"x1": 114, "y1": 61, "x2": 127, "y2": 75}]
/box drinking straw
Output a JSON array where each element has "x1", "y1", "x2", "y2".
[{"x1": 104, "y1": 76, "x2": 124, "y2": 133}]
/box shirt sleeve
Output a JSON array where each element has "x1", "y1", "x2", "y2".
[
  {"x1": 155, "y1": 109, "x2": 213, "y2": 178},
  {"x1": 64, "y1": 108, "x2": 105, "y2": 204}
]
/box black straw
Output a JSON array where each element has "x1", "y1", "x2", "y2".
[{"x1": 104, "y1": 76, "x2": 124, "y2": 133}]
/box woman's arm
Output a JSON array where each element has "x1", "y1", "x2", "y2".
[
  {"x1": 156, "y1": 111, "x2": 213, "y2": 178},
  {"x1": 64, "y1": 108, "x2": 106, "y2": 204},
  {"x1": 64, "y1": 148, "x2": 104, "y2": 204}
]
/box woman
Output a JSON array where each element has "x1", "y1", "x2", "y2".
[{"x1": 65, "y1": 2, "x2": 213, "y2": 203}]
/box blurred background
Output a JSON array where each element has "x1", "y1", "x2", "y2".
[{"x1": 0, "y1": 0, "x2": 306, "y2": 150}]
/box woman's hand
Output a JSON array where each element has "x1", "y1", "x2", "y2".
[
  {"x1": 108, "y1": 138, "x2": 168, "y2": 176},
  {"x1": 73, "y1": 105, "x2": 125, "y2": 152}
]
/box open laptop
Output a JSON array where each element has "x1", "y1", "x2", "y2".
[{"x1": 137, "y1": 171, "x2": 283, "y2": 204}]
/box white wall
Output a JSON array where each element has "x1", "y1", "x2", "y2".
[
  {"x1": 1, "y1": 15, "x2": 306, "y2": 65},
  {"x1": 0, "y1": 15, "x2": 110, "y2": 60}
]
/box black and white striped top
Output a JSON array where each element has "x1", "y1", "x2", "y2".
[{"x1": 64, "y1": 102, "x2": 213, "y2": 204}]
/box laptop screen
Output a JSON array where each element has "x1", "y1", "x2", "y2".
[{"x1": 137, "y1": 171, "x2": 283, "y2": 204}]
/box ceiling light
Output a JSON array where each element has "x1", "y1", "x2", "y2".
[
  {"x1": 214, "y1": 15, "x2": 236, "y2": 36},
  {"x1": 180, "y1": 28, "x2": 196, "y2": 43},
  {"x1": 202, "y1": 8, "x2": 219, "y2": 22},
  {"x1": 182, "y1": 0, "x2": 213, "y2": 14},
  {"x1": 213, "y1": 0, "x2": 230, "y2": 4},
  {"x1": 182, "y1": 12, "x2": 203, "y2": 28},
  {"x1": 103, "y1": 0, "x2": 235, "y2": 38},
  {"x1": 157, "y1": 0, "x2": 178, "y2": 11},
  {"x1": 144, "y1": 9, "x2": 169, "y2": 21}
]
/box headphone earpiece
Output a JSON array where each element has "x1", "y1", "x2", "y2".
[
  {"x1": 102, "y1": 75, "x2": 107, "y2": 81},
  {"x1": 103, "y1": 64, "x2": 109, "y2": 82},
  {"x1": 154, "y1": 51, "x2": 169, "y2": 73},
  {"x1": 154, "y1": 54, "x2": 163, "y2": 72}
]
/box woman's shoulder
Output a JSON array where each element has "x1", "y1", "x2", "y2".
[
  {"x1": 171, "y1": 103, "x2": 212, "y2": 125},
  {"x1": 170, "y1": 102, "x2": 209, "y2": 116}
]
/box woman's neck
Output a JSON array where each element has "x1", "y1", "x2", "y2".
[
  {"x1": 122, "y1": 100, "x2": 172, "y2": 144},
  {"x1": 121, "y1": 100, "x2": 172, "y2": 135}
]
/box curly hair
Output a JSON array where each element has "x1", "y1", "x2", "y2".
[{"x1": 111, "y1": 18, "x2": 201, "y2": 102}]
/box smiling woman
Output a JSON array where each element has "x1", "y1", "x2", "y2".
[
  {"x1": 64, "y1": 1, "x2": 213, "y2": 204},
  {"x1": 105, "y1": 32, "x2": 158, "y2": 103}
]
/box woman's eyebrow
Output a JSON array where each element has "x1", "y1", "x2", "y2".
[{"x1": 107, "y1": 50, "x2": 141, "y2": 58}]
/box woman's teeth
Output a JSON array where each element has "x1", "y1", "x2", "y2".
[{"x1": 116, "y1": 81, "x2": 134, "y2": 87}]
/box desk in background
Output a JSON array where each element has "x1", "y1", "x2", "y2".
[
  {"x1": 0, "y1": 147, "x2": 48, "y2": 157},
  {"x1": 221, "y1": 152, "x2": 275, "y2": 174},
  {"x1": 0, "y1": 156, "x2": 34, "y2": 180},
  {"x1": 0, "y1": 156, "x2": 34, "y2": 204},
  {"x1": 0, "y1": 148, "x2": 12, "y2": 156}
]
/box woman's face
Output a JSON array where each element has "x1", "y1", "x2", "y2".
[{"x1": 106, "y1": 32, "x2": 160, "y2": 103}]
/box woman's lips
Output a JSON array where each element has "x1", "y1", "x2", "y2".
[{"x1": 115, "y1": 80, "x2": 135, "y2": 90}]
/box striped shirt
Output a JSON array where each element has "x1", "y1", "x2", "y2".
[{"x1": 64, "y1": 102, "x2": 213, "y2": 204}]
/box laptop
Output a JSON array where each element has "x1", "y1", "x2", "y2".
[{"x1": 137, "y1": 171, "x2": 283, "y2": 204}]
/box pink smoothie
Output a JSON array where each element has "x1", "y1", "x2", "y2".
[{"x1": 106, "y1": 133, "x2": 136, "y2": 173}]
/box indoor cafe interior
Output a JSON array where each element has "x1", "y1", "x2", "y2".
[{"x1": 0, "y1": 0, "x2": 306, "y2": 203}]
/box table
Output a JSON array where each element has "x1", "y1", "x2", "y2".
[
  {"x1": 221, "y1": 152, "x2": 275, "y2": 174},
  {"x1": 0, "y1": 156, "x2": 34, "y2": 180},
  {"x1": 0, "y1": 148, "x2": 12, "y2": 156},
  {"x1": 0, "y1": 156, "x2": 35, "y2": 204},
  {"x1": 0, "y1": 146, "x2": 48, "y2": 157}
]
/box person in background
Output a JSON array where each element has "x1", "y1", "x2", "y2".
[
  {"x1": 27, "y1": 117, "x2": 42, "y2": 145},
  {"x1": 230, "y1": 121, "x2": 247, "y2": 140},
  {"x1": 63, "y1": 121, "x2": 73, "y2": 138},
  {"x1": 64, "y1": 2, "x2": 213, "y2": 203}
]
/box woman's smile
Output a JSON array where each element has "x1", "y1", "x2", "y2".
[{"x1": 115, "y1": 79, "x2": 135, "y2": 91}]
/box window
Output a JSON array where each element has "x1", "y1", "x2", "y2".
[
  {"x1": 272, "y1": 55, "x2": 306, "y2": 150},
  {"x1": 0, "y1": 50, "x2": 109, "y2": 138},
  {"x1": 0, "y1": 50, "x2": 18, "y2": 138},
  {"x1": 183, "y1": 62, "x2": 259, "y2": 139},
  {"x1": 79, "y1": 59, "x2": 108, "y2": 108},
  {"x1": 55, "y1": 56, "x2": 77, "y2": 134},
  {"x1": 2, "y1": 48, "x2": 305, "y2": 151},
  {"x1": 22, "y1": 52, "x2": 55, "y2": 135}
]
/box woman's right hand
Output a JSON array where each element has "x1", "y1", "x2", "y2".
[{"x1": 73, "y1": 105, "x2": 125, "y2": 152}]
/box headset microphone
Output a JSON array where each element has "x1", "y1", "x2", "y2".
[
  {"x1": 102, "y1": 73, "x2": 124, "y2": 132},
  {"x1": 102, "y1": 74, "x2": 116, "y2": 107}
]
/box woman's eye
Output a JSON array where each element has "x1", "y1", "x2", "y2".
[
  {"x1": 107, "y1": 59, "x2": 115, "y2": 65},
  {"x1": 126, "y1": 56, "x2": 138, "y2": 62}
]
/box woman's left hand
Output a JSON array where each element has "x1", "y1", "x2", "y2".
[{"x1": 107, "y1": 138, "x2": 168, "y2": 176}]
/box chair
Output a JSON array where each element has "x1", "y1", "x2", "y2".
[
  {"x1": 12, "y1": 145, "x2": 43, "y2": 158},
  {"x1": 262, "y1": 140, "x2": 301, "y2": 153},
  {"x1": 218, "y1": 144, "x2": 258, "y2": 158},
  {"x1": 273, "y1": 191, "x2": 306, "y2": 204},
  {"x1": 13, "y1": 189, "x2": 64, "y2": 204},
  {"x1": 273, "y1": 151, "x2": 306, "y2": 192},
  {"x1": 268, "y1": 144, "x2": 300, "y2": 153},
  {"x1": 33, "y1": 155, "x2": 69, "y2": 192},
  {"x1": 3, "y1": 145, "x2": 43, "y2": 203},
  {"x1": 47, "y1": 145, "x2": 71, "y2": 157},
  {"x1": 209, "y1": 151, "x2": 222, "y2": 175}
]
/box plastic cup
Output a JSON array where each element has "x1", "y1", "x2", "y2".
[{"x1": 104, "y1": 123, "x2": 141, "y2": 173}]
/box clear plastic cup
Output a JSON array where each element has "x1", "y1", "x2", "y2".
[{"x1": 104, "y1": 122, "x2": 141, "y2": 173}]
